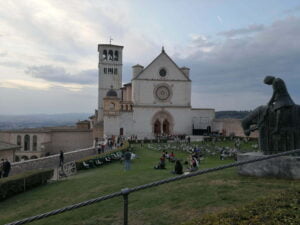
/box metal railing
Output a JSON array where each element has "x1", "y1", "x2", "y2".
[{"x1": 5, "y1": 149, "x2": 300, "y2": 225}]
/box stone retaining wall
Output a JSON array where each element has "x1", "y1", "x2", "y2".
[
  {"x1": 10, "y1": 147, "x2": 97, "y2": 176},
  {"x1": 237, "y1": 152, "x2": 300, "y2": 179}
]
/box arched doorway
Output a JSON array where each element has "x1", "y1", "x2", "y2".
[
  {"x1": 152, "y1": 110, "x2": 174, "y2": 135},
  {"x1": 154, "y1": 120, "x2": 161, "y2": 135},
  {"x1": 120, "y1": 128, "x2": 124, "y2": 136},
  {"x1": 163, "y1": 119, "x2": 170, "y2": 134}
]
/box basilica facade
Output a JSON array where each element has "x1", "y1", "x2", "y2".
[{"x1": 96, "y1": 44, "x2": 215, "y2": 139}]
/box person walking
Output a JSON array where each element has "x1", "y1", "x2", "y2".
[
  {"x1": 123, "y1": 149, "x2": 132, "y2": 171},
  {"x1": 59, "y1": 150, "x2": 64, "y2": 167}
]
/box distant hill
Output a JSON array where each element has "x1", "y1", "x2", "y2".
[
  {"x1": 0, "y1": 113, "x2": 91, "y2": 130},
  {"x1": 215, "y1": 111, "x2": 250, "y2": 119}
]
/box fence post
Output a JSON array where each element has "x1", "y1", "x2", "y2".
[{"x1": 121, "y1": 188, "x2": 130, "y2": 225}]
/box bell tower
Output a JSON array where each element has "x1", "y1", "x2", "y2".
[{"x1": 97, "y1": 43, "x2": 123, "y2": 121}]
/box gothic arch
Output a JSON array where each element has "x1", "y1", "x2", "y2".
[
  {"x1": 154, "y1": 119, "x2": 161, "y2": 135},
  {"x1": 17, "y1": 135, "x2": 21, "y2": 146},
  {"x1": 151, "y1": 110, "x2": 174, "y2": 135},
  {"x1": 24, "y1": 134, "x2": 30, "y2": 151}
]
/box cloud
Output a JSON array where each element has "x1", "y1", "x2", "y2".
[
  {"x1": 217, "y1": 16, "x2": 223, "y2": 25},
  {"x1": 0, "y1": 52, "x2": 8, "y2": 57},
  {"x1": 0, "y1": 79, "x2": 52, "y2": 90},
  {"x1": 0, "y1": 85, "x2": 97, "y2": 114},
  {"x1": 25, "y1": 65, "x2": 97, "y2": 85},
  {"x1": 177, "y1": 17, "x2": 300, "y2": 109},
  {"x1": 284, "y1": 5, "x2": 300, "y2": 14},
  {"x1": 218, "y1": 24, "x2": 265, "y2": 38}
]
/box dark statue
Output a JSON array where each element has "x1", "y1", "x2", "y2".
[{"x1": 242, "y1": 76, "x2": 300, "y2": 155}]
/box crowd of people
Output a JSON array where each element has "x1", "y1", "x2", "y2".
[
  {"x1": 153, "y1": 148, "x2": 200, "y2": 174},
  {"x1": 92, "y1": 134, "x2": 258, "y2": 175}
]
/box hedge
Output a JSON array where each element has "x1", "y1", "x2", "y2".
[
  {"x1": 76, "y1": 142, "x2": 130, "y2": 170},
  {"x1": 181, "y1": 189, "x2": 300, "y2": 225},
  {"x1": 0, "y1": 169, "x2": 53, "y2": 201}
]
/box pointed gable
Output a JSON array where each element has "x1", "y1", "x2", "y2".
[{"x1": 132, "y1": 50, "x2": 191, "y2": 81}]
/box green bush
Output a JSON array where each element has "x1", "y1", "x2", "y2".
[
  {"x1": 182, "y1": 189, "x2": 300, "y2": 225},
  {"x1": 75, "y1": 142, "x2": 130, "y2": 170},
  {"x1": 0, "y1": 169, "x2": 53, "y2": 201}
]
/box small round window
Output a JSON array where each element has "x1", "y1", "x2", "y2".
[{"x1": 159, "y1": 68, "x2": 167, "y2": 77}]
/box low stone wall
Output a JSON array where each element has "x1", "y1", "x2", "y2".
[
  {"x1": 10, "y1": 147, "x2": 97, "y2": 176},
  {"x1": 237, "y1": 152, "x2": 300, "y2": 179}
]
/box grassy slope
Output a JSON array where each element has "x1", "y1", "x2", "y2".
[{"x1": 0, "y1": 143, "x2": 299, "y2": 225}]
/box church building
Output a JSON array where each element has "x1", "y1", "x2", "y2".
[{"x1": 95, "y1": 43, "x2": 215, "y2": 139}]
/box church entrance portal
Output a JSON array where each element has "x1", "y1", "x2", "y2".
[
  {"x1": 152, "y1": 111, "x2": 174, "y2": 136},
  {"x1": 163, "y1": 119, "x2": 170, "y2": 134},
  {"x1": 154, "y1": 120, "x2": 161, "y2": 135}
]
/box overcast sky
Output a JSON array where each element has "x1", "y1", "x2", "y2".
[{"x1": 0, "y1": 0, "x2": 300, "y2": 114}]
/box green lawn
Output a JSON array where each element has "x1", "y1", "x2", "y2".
[{"x1": 1, "y1": 142, "x2": 299, "y2": 225}]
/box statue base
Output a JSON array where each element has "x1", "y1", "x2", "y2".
[{"x1": 237, "y1": 152, "x2": 300, "y2": 179}]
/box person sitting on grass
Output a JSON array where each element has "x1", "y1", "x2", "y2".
[
  {"x1": 154, "y1": 155, "x2": 166, "y2": 169},
  {"x1": 188, "y1": 156, "x2": 199, "y2": 172},
  {"x1": 172, "y1": 160, "x2": 183, "y2": 175},
  {"x1": 165, "y1": 151, "x2": 170, "y2": 160},
  {"x1": 169, "y1": 152, "x2": 176, "y2": 162}
]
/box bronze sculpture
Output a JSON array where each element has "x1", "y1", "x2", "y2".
[{"x1": 242, "y1": 76, "x2": 300, "y2": 155}]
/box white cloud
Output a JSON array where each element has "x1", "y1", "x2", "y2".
[
  {"x1": 0, "y1": 79, "x2": 52, "y2": 90},
  {"x1": 217, "y1": 16, "x2": 223, "y2": 25}
]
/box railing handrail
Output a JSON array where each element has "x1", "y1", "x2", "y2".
[{"x1": 5, "y1": 148, "x2": 300, "y2": 225}]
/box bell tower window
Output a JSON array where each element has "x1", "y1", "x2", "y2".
[
  {"x1": 114, "y1": 51, "x2": 119, "y2": 61},
  {"x1": 102, "y1": 50, "x2": 107, "y2": 61},
  {"x1": 108, "y1": 50, "x2": 113, "y2": 61}
]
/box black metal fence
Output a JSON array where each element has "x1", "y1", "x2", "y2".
[{"x1": 5, "y1": 149, "x2": 300, "y2": 225}]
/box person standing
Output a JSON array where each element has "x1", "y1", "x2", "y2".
[
  {"x1": 123, "y1": 149, "x2": 132, "y2": 171},
  {"x1": 3, "y1": 159, "x2": 11, "y2": 178},
  {"x1": 59, "y1": 150, "x2": 64, "y2": 167},
  {"x1": 101, "y1": 144, "x2": 105, "y2": 153}
]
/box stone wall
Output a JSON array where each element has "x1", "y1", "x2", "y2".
[
  {"x1": 10, "y1": 147, "x2": 97, "y2": 176},
  {"x1": 238, "y1": 152, "x2": 300, "y2": 179},
  {"x1": 0, "y1": 149, "x2": 16, "y2": 162},
  {"x1": 213, "y1": 118, "x2": 258, "y2": 138},
  {"x1": 50, "y1": 131, "x2": 93, "y2": 154}
]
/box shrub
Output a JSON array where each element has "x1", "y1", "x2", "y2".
[
  {"x1": 0, "y1": 169, "x2": 53, "y2": 201},
  {"x1": 181, "y1": 189, "x2": 300, "y2": 225}
]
